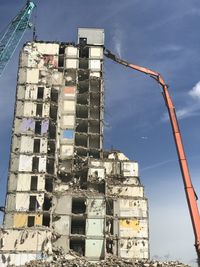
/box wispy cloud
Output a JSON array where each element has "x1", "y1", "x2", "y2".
[
  {"x1": 162, "y1": 81, "x2": 200, "y2": 121},
  {"x1": 111, "y1": 23, "x2": 123, "y2": 58},
  {"x1": 147, "y1": 8, "x2": 200, "y2": 32},
  {"x1": 141, "y1": 159, "x2": 175, "y2": 173}
]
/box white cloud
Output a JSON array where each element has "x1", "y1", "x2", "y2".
[{"x1": 189, "y1": 81, "x2": 200, "y2": 100}]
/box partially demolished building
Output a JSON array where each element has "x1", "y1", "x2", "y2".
[{"x1": 0, "y1": 28, "x2": 149, "y2": 266}]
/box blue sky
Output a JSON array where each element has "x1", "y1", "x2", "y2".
[{"x1": 0, "y1": 0, "x2": 200, "y2": 265}]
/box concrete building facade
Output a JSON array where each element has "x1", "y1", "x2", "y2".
[{"x1": 0, "y1": 28, "x2": 149, "y2": 266}]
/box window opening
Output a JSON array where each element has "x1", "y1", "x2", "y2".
[
  {"x1": 36, "y1": 103, "x2": 43, "y2": 116},
  {"x1": 43, "y1": 195, "x2": 52, "y2": 211},
  {"x1": 70, "y1": 239, "x2": 85, "y2": 256},
  {"x1": 79, "y1": 46, "x2": 89, "y2": 59},
  {"x1": 47, "y1": 158, "x2": 55, "y2": 174},
  {"x1": 59, "y1": 45, "x2": 65, "y2": 54},
  {"x1": 79, "y1": 38, "x2": 87, "y2": 46},
  {"x1": 35, "y1": 121, "x2": 41, "y2": 134},
  {"x1": 58, "y1": 55, "x2": 64, "y2": 68},
  {"x1": 33, "y1": 139, "x2": 40, "y2": 153},
  {"x1": 50, "y1": 105, "x2": 57, "y2": 120},
  {"x1": 47, "y1": 140, "x2": 55, "y2": 155},
  {"x1": 71, "y1": 217, "x2": 85, "y2": 235},
  {"x1": 72, "y1": 198, "x2": 86, "y2": 214},
  {"x1": 37, "y1": 87, "x2": 44, "y2": 99},
  {"x1": 30, "y1": 176, "x2": 38, "y2": 191},
  {"x1": 106, "y1": 199, "x2": 113, "y2": 216},
  {"x1": 45, "y1": 178, "x2": 53, "y2": 192},
  {"x1": 51, "y1": 88, "x2": 58, "y2": 102},
  {"x1": 49, "y1": 122, "x2": 56, "y2": 139},
  {"x1": 27, "y1": 216, "x2": 35, "y2": 227},
  {"x1": 106, "y1": 239, "x2": 113, "y2": 254},
  {"x1": 42, "y1": 213, "x2": 50, "y2": 226},
  {"x1": 32, "y1": 156, "x2": 39, "y2": 172},
  {"x1": 29, "y1": 196, "x2": 37, "y2": 211}
]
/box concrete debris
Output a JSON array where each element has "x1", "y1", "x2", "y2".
[{"x1": 21, "y1": 254, "x2": 191, "y2": 267}]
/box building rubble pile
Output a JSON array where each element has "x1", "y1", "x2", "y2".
[
  {"x1": 25, "y1": 258, "x2": 189, "y2": 267},
  {"x1": 19, "y1": 251, "x2": 191, "y2": 267}
]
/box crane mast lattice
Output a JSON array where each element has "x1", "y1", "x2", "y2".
[{"x1": 0, "y1": 1, "x2": 35, "y2": 77}]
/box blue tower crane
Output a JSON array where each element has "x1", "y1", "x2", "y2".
[{"x1": 0, "y1": 1, "x2": 35, "y2": 77}]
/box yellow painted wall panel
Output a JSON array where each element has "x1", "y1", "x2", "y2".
[
  {"x1": 35, "y1": 215, "x2": 42, "y2": 225},
  {"x1": 14, "y1": 214, "x2": 42, "y2": 227},
  {"x1": 120, "y1": 219, "x2": 141, "y2": 231},
  {"x1": 14, "y1": 214, "x2": 27, "y2": 227}
]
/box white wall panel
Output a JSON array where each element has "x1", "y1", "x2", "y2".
[
  {"x1": 19, "y1": 155, "x2": 32, "y2": 172},
  {"x1": 65, "y1": 47, "x2": 78, "y2": 57},
  {"x1": 43, "y1": 103, "x2": 50, "y2": 117},
  {"x1": 20, "y1": 136, "x2": 33, "y2": 153},
  {"x1": 16, "y1": 101, "x2": 24, "y2": 116},
  {"x1": 26, "y1": 69, "x2": 39, "y2": 83},
  {"x1": 17, "y1": 174, "x2": 31, "y2": 191},
  {"x1": 89, "y1": 60, "x2": 101, "y2": 71},
  {"x1": 39, "y1": 156, "x2": 46, "y2": 172},
  {"x1": 89, "y1": 47, "x2": 103, "y2": 59},
  {"x1": 85, "y1": 239, "x2": 104, "y2": 259},
  {"x1": 53, "y1": 215, "x2": 70, "y2": 235},
  {"x1": 16, "y1": 193, "x2": 29, "y2": 211},
  {"x1": 0, "y1": 229, "x2": 52, "y2": 252},
  {"x1": 122, "y1": 162, "x2": 139, "y2": 177},
  {"x1": 62, "y1": 115, "x2": 75, "y2": 127},
  {"x1": 0, "y1": 253, "x2": 42, "y2": 267},
  {"x1": 86, "y1": 219, "x2": 104, "y2": 236},
  {"x1": 34, "y1": 43, "x2": 59, "y2": 55},
  {"x1": 108, "y1": 186, "x2": 144, "y2": 198},
  {"x1": 25, "y1": 85, "x2": 37, "y2": 100},
  {"x1": 119, "y1": 239, "x2": 149, "y2": 259},
  {"x1": 87, "y1": 198, "x2": 105, "y2": 217},
  {"x1": 63, "y1": 100, "x2": 75, "y2": 112},
  {"x1": 60, "y1": 145, "x2": 74, "y2": 157},
  {"x1": 17, "y1": 174, "x2": 45, "y2": 191},
  {"x1": 118, "y1": 199, "x2": 148, "y2": 218},
  {"x1": 23, "y1": 102, "x2": 36, "y2": 117},
  {"x1": 40, "y1": 139, "x2": 47, "y2": 153},
  {"x1": 65, "y1": 59, "x2": 78, "y2": 69}
]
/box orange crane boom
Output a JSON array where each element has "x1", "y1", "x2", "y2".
[{"x1": 104, "y1": 48, "x2": 200, "y2": 263}]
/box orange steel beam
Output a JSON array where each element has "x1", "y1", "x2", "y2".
[{"x1": 104, "y1": 48, "x2": 200, "y2": 261}]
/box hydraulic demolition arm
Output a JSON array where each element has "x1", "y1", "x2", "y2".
[{"x1": 104, "y1": 48, "x2": 200, "y2": 262}]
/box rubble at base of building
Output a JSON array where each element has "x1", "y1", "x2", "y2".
[{"x1": 20, "y1": 252, "x2": 191, "y2": 267}]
